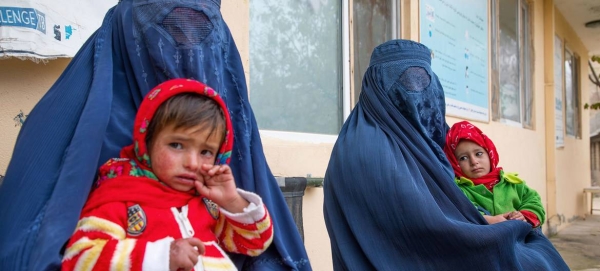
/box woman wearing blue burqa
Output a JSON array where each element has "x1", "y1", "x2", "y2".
[
  {"x1": 323, "y1": 39, "x2": 568, "y2": 271},
  {"x1": 0, "y1": 1, "x2": 310, "y2": 270}
]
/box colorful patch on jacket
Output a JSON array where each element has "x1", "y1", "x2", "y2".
[
  {"x1": 203, "y1": 198, "x2": 220, "y2": 220},
  {"x1": 127, "y1": 204, "x2": 147, "y2": 236}
]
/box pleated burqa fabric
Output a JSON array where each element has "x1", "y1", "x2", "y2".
[
  {"x1": 0, "y1": 1, "x2": 311, "y2": 270},
  {"x1": 323, "y1": 39, "x2": 569, "y2": 271}
]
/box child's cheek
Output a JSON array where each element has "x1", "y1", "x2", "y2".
[
  {"x1": 152, "y1": 149, "x2": 178, "y2": 176},
  {"x1": 163, "y1": 155, "x2": 177, "y2": 171}
]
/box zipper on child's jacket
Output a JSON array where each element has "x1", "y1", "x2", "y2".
[
  {"x1": 171, "y1": 205, "x2": 206, "y2": 271},
  {"x1": 172, "y1": 205, "x2": 195, "y2": 238}
]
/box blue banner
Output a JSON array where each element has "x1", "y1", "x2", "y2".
[{"x1": 0, "y1": 7, "x2": 46, "y2": 34}]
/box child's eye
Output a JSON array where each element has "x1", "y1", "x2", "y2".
[
  {"x1": 200, "y1": 150, "x2": 214, "y2": 157},
  {"x1": 476, "y1": 152, "x2": 484, "y2": 157},
  {"x1": 458, "y1": 156, "x2": 467, "y2": 161},
  {"x1": 169, "y1": 143, "x2": 183, "y2": 149}
]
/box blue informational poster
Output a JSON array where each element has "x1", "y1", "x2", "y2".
[{"x1": 419, "y1": 0, "x2": 489, "y2": 121}]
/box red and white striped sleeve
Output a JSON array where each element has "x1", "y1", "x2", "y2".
[
  {"x1": 61, "y1": 202, "x2": 170, "y2": 271},
  {"x1": 214, "y1": 189, "x2": 274, "y2": 256}
]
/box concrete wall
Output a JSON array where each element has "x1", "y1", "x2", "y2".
[
  {"x1": 259, "y1": 132, "x2": 333, "y2": 270},
  {"x1": 0, "y1": 58, "x2": 70, "y2": 174},
  {"x1": 552, "y1": 7, "x2": 591, "y2": 228}
]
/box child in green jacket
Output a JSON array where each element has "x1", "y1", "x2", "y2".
[{"x1": 444, "y1": 121, "x2": 545, "y2": 228}]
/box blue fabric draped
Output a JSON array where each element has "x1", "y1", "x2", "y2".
[
  {"x1": 323, "y1": 40, "x2": 568, "y2": 271},
  {"x1": 0, "y1": 1, "x2": 310, "y2": 270}
]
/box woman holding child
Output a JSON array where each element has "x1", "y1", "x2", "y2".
[
  {"x1": 0, "y1": 1, "x2": 310, "y2": 270},
  {"x1": 323, "y1": 39, "x2": 568, "y2": 270}
]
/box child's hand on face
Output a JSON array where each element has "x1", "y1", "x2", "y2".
[
  {"x1": 169, "y1": 238, "x2": 205, "y2": 271},
  {"x1": 195, "y1": 164, "x2": 249, "y2": 213}
]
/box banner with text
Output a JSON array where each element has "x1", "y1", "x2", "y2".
[
  {"x1": 419, "y1": 0, "x2": 489, "y2": 122},
  {"x1": 0, "y1": 1, "x2": 117, "y2": 59}
]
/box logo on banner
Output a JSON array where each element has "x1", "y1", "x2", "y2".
[{"x1": 0, "y1": 7, "x2": 46, "y2": 34}]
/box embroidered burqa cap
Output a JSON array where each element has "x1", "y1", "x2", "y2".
[
  {"x1": 0, "y1": 1, "x2": 310, "y2": 270},
  {"x1": 323, "y1": 39, "x2": 568, "y2": 270}
]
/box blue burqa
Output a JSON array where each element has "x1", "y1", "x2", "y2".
[
  {"x1": 0, "y1": 1, "x2": 311, "y2": 270},
  {"x1": 323, "y1": 40, "x2": 569, "y2": 271}
]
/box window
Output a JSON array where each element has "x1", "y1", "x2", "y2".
[
  {"x1": 352, "y1": 0, "x2": 400, "y2": 103},
  {"x1": 491, "y1": 0, "x2": 534, "y2": 128},
  {"x1": 249, "y1": 0, "x2": 343, "y2": 135},
  {"x1": 564, "y1": 48, "x2": 581, "y2": 138},
  {"x1": 249, "y1": 0, "x2": 400, "y2": 135}
]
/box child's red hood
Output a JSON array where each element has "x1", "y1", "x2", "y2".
[{"x1": 96, "y1": 78, "x2": 234, "y2": 185}]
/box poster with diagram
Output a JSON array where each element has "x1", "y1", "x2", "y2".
[
  {"x1": 419, "y1": 0, "x2": 489, "y2": 122},
  {"x1": 0, "y1": 1, "x2": 117, "y2": 59}
]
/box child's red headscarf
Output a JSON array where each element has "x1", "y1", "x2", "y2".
[
  {"x1": 84, "y1": 79, "x2": 234, "y2": 211},
  {"x1": 443, "y1": 121, "x2": 502, "y2": 189},
  {"x1": 124, "y1": 78, "x2": 234, "y2": 170}
]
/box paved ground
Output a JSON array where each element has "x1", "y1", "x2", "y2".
[{"x1": 549, "y1": 197, "x2": 600, "y2": 271}]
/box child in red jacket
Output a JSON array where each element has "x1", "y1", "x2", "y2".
[{"x1": 62, "y1": 79, "x2": 273, "y2": 271}]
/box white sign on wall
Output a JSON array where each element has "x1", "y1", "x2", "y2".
[
  {"x1": 0, "y1": 1, "x2": 117, "y2": 59},
  {"x1": 419, "y1": 0, "x2": 489, "y2": 122},
  {"x1": 554, "y1": 35, "x2": 564, "y2": 148}
]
